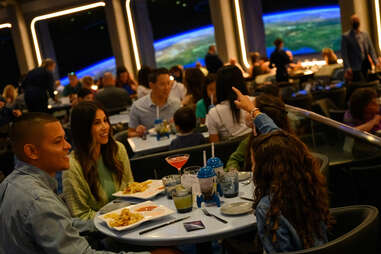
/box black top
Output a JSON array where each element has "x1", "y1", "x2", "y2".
[
  {"x1": 0, "y1": 107, "x2": 15, "y2": 127},
  {"x1": 95, "y1": 86, "x2": 131, "y2": 114},
  {"x1": 270, "y1": 49, "x2": 291, "y2": 82},
  {"x1": 169, "y1": 132, "x2": 206, "y2": 150},
  {"x1": 22, "y1": 67, "x2": 55, "y2": 98},
  {"x1": 205, "y1": 53, "x2": 223, "y2": 73}
]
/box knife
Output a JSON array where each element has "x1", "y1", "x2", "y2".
[
  {"x1": 240, "y1": 196, "x2": 255, "y2": 202},
  {"x1": 139, "y1": 216, "x2": 191, "y2": 235}
]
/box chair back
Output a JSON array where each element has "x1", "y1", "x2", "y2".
[
  {"x1": 285, "y1": 94, "x2": 314, "y2": 110},
  {"x1": 284, "y1": 205, "x2": 379, "y2": 254},
  {"x1": 113, "y1": 130, "x2": 133, "y2": 157},
  {"x1": 326, "y1": 87, "x2": 347, "y2": 109},
  {"x1": 345, "y1": 80, "x2": 379, "y2": 102}
]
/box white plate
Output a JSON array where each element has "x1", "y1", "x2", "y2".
[
  {"x1": 238, "y1": 172, "x2": 251, "y2": 181},
  {"x1": 221, "y1": 201, "x2": 253, "y2": 215},
  {"x1": 112, "y1": 180, "x2": 165, "y2": 199},
  {"x1": 98, "y1": 201, "x2": 174, "y2": 231}
]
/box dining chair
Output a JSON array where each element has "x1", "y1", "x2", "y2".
[{"x1": 284, "y1": 205, "x2": 379, "y2": 254}]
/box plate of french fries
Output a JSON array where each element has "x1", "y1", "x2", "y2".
[
  {"x1": 98, "y1": 201, "x2": 174, "y2": 231},
  {"x1": 112, "y1": 180, "x2": 165, "y2": 199}
]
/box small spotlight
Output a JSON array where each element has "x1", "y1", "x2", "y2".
[
  {"x1": 91, "y1": 85, "x2": 98, "y2": 91},
  {"x1": 170, "y1": 76, "x2": 174, "y2": 81},
  {"x1": 54, "y1": 90, "x2": 58, "y2": 95}
]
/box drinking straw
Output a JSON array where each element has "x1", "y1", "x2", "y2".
[
  {"x1": 203, "y1": 150, "x2": 206, "y2": 167},
  {"x1": 156, "y1": 105, "x2": 159, "y2": 119},
  {"x1": 210, "y1": 94, "x2": 213, "y2": 105},
  {"x1": 212, "y1": 142, "x2": 215, "y2": 158}
]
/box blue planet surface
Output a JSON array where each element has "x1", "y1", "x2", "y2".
[{"x1": 60, "y1": 6, "x2": 341, "y2": 85}]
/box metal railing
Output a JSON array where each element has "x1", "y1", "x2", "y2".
[{"x1": 286, "y1": 104, "x2": 381, "y2": 148}]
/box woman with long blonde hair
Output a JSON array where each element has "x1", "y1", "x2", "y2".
[{"x1": 2, "y1": 85, "x2": 18, "y2": 106}]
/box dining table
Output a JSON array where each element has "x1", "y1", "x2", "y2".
[
  {"x1": 109, "y1": 113, "x2": 130, "y2": 125},
  {"x1": 128, "y1": 132, "x2": 209, "y2": 157},
  {"x1": 94, "y1": 181, "x2": 256, "y2": 247}
]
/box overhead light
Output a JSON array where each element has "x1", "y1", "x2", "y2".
[
  {"x1": 31, "y1": 2, "x2": 106, "y2": 66},
  {"x1": 233, "y1": 0, "x2": 250, "y2": 69},
  {"x1": 375, "y1": 0, "x2": 381, "y2": 52},
  {"x1": 126, "y1": 0, "x2": 141, "y2": 71},
  {"x1": 0, "y1": 23, "x2": 12, "y2": 29}
]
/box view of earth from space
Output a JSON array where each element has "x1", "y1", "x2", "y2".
[
  {"x1": 60, "y1": 6, "x2": 341, "y2": 85},
  {"x1": 264, "y1": 6, "x2": 342, "y2": 56},
  {"x1": 154, "y1": 25, "x2": 216, "y2": 69}
]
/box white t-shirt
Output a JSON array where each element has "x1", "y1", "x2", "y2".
[
  {"x1": 169, "y1": 81, "x2": 187, "y2": 101},
  {"x1": 206, "y1": 100, "x2": 252, "y2": 140}
]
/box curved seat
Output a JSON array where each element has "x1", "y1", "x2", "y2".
[{"x1": 284, "y1": 205, "x2": 379, "y2": 254}]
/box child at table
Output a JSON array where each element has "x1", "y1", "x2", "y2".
[
  {"x1": 169, "y1": 107, "x2": 205, "y2": 150},
  {"x1": 233, "y1": 87, "x2": 333, "y2": 253}
]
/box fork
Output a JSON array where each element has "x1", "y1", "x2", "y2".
[{"x1": 201, "y1": 208, "x2": 228, "y2": 224}]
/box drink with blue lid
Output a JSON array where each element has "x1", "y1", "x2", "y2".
[{"x1": 196, "y1": 166, "x2": 221, "y2": 207}]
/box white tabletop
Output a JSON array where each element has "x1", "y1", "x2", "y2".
[
  {"x1": 128, "y1": 133, "x2": 209, "y2": 156},
  {"x1": 109, "y1": 114, "x2": 130, "y2": 125},
  {"x1": 94, "y1": 182, "x2": 256, "y2": 246}
]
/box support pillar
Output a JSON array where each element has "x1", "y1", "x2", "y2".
[
  {"x1": 240, "y1": 0, "x2": 266, "y2": 57},
  {"x1": 6, "y1": 3, "x2": 36, "y2": 74},
  {"x1": 104, "y1": 0, "x2": 137, "y2": 75},
  {"x1": 209, "y1": 0, "x2": 240, "y2": 65}
]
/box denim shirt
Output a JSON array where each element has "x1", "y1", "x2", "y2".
[
  {"x1": 254, "y1": 113, "x2": 280, "y2": 134},
  {"x1": 256, "y1": 196, "x2": 328, "y2": 253},
  {"x1": 0, "y1": 161, "x2": 140, "y2": 254}
]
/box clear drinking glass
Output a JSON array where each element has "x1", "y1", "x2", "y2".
[
  {"x1": 172, "y1": 185, "x2": 193, "y2": 213},
  {"x1": 162, "y1": 174, "x2": 181, "y2": 199},
  {"x1": 220, "y1": 170, "x2": 239, "y2": 198}
]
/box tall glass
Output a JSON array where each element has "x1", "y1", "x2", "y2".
[
  {"x1": 165, "y1": 154, "x2": 190, "y2": 174},
  {"x1": 220, "y1": 170, "x2": 239, "y2": 198}
]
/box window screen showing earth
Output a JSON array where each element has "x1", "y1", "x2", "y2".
[
  {"x1": 264, "y1": 6, "x2": 342, "y2": 57},
  {"x1": 154, "y1": 25, "x2": 215, "y2": 69},
  {"x1": 59, "y1": 3, "x2": 341, "y2": 85}
]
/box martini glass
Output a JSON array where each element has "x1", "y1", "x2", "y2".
[{"x1": 165, "y1": 154, "x2": 190, "y2": 175}]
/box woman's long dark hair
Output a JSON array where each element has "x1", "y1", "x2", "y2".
[
  {"x1": 70, "y1": 101, "x2": 124, "y2": 200},
  {"x1": 116, "y1": 66, "x2": 135, "y2": 87},
  {"x1": 184, "y1": 68, "x2": 204, "y2": 104},
  {"x1": 251, "y1": 131, "x2": 333, "y2": 249},
  {"x1": 216, "y1": 65, "x2": 248, "y2": 123},
  {"x1": 245, "y1": 94, "x2": 290, "y2": 171},
  {"x1": 202, "y1": 73, "x2": 216, "y2": 111}
]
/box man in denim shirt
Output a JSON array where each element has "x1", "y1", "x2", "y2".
[{"x1": 0, "y1": 113, "x2": 149, "y2": 254}]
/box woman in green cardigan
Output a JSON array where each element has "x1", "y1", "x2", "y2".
[
  {"x1": 226, "y1": 93, "x2": 292, "y2": 171},
  {"x1": 63, "y1": 101, "x2": 134, "y2": 219}
]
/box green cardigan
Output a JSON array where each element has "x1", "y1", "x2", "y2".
[
  {"x1": 63, "y1": 141, "x2": 134, "y2": 220},
  {"x1": 226, "y1": 136, "x2": 250, "y2": 171}
]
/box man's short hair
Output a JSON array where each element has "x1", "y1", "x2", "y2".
[
  {"x1": 173, "y1": 107, "x2": 196, "y2": 133},
  {"x1": 10, "y1": 113, "x2": 58, "y2": 160},
  {"x1": 274, "y1": 38, "x2": 283, "y2": 48},
  {"x1": 148, "y1": 68, "x2": 169, "y2": 84}
]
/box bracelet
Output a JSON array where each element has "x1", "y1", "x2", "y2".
[{"x1": 250, "y1": 108, "x2": 260, "y2": 119}]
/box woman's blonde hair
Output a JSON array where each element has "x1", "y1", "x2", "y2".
[
  {"x1": 2, "y1": 85, "x2": 18, "y2": 104},
  {"x1": 322, "y1": 48, "x2": 338, "y2": 65}
]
